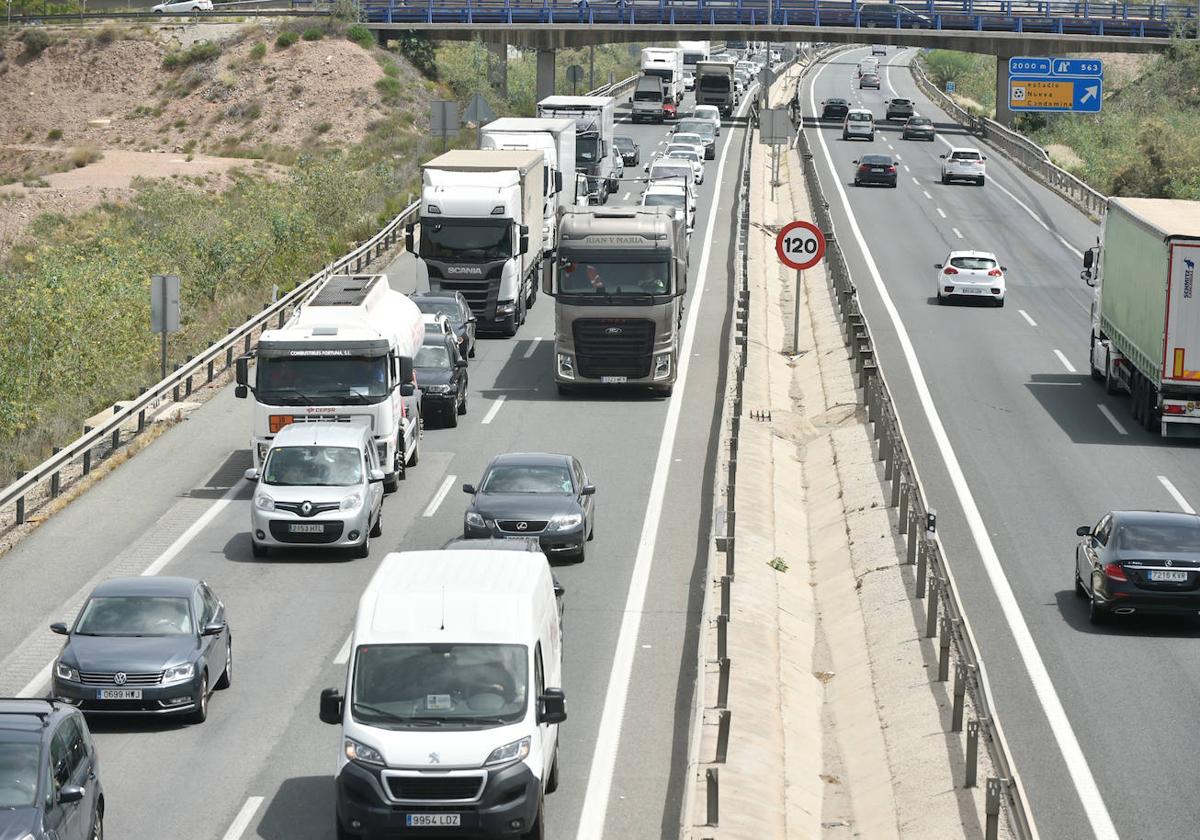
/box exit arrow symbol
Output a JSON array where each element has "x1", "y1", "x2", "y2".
[{"x1": 1080, "y1": 85, "x2": 1099, "y2": 104}]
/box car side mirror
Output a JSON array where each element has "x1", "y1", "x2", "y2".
[
  {"x1": 580, "y1": 484, "x2": 596, "y2": 496},
  {"x1": 57, "y1": 785, "x2": 85, "y2": 805},
  {"x1": 934, "y1": 263, "x2": 943, "y2": 269},
  {"x1": 405, "y1": 223, "x2": 415, "y2": 254},
  {"x1": 462, "y1": 483, "x2": 477, "y2": 495},
  {"x1": 368, "y1": 469, "x2": 385, "y2": 483},
  {"x1": 1076, "y1": 525, "x2": 1092, "y2": 537},
  {"x1": 243, "y1": 468, "x2": 260, "y2": 482},
  {"x1": 234, "y1": 357, "x2": 249, "y2": 399},
  {"x1": 50, "y1": 622, "x2": 69, "y2": 636},
  {"x1": 537, "y1": 687, "x2": 567, "y2": 725},
  {"x1": 553, "y1": 578, "x2": 565, "y2": 599},
  {"x1": 1001, "y1": 266, "x2": 1009, "y2": 272},
  {"x1": 939, "y1": 153, "x2": 946, "y2": 159},
  {"x1": 852, "y1": 159, "x2": 859, "y2": 164},
  {"x1": 319, "y1": 687, "x2": 344, "y2": 725},
  {"x1": 455, "y1": 359, "x2": 468, "y2": 369},
  {"x1": 981, "y1": 156, "x2": 988, "y2": 161},
  {"x1": 202, "y1": 621, "x2": 225, "y2": 636}
]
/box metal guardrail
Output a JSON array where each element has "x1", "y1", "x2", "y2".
[
  {"x1": 3, "y1": 6, "x2": 328, "y2": 20},
  {"x1": 909, "y1": 57, "x2": 1108, "y2": 219},
  {"x1": 795, "y1": 121, "x2": 1038, "y2": 840},
  {"x1": 0, "y1": 202, "x2": 419, "y2": 528},
  {"x1": 585, "y1": 72, "x2": 638, "y2": 98}
]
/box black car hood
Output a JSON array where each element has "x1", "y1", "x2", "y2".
[
  {"x1": 64, "y1": 633, "x2": 198, "y2": 672},
  {"x1": 0, "y1": 808, "x2": 38, "y2": 840},
  {"x1": 415, "y1": 367, "x2": 454, "y2": 388},
  {"x1": 471, "y1": 493, "x2": 580, "y2": 520}
]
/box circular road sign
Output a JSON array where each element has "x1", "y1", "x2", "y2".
[{"x1": 776, "y1": 220, "x2": 826, "y2": 271}]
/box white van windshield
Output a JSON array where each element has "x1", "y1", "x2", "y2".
[{"x1": 352, "y1": 643, "x2": 528, "y2": 727}]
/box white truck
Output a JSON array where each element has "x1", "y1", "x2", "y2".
[
  {"x1": 480, "y1": 117, "x2": 576, "y2": 259},
  {"x1": 696, "y1": 60, "x2": 738, "y2": 116},
  {"x1": 641, "y1": 46, "x2": 684, "y2": 119},
  {"x1": 538, "y1": 95, "x2": 619, "y2": 205},
  {"x1": 678, "y1": 40, "x2": 710, "y2": 74},
  {"x1": 235, "y1": 274, "x2": 424, "y2": 491},
  {"x1": 407, "y1": 149, "x2": 545, "y2": 337},
  {"x1": 1083, "y1": 197, "x2": 1200, "y2": 437}
]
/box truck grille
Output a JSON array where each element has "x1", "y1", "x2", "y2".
[
  {"x1": 432, "y1": 278, "x2": 499, "y2": 320},
  {"x1": 573, "y1": 319, "x2": 655, "y2": 379},
  {"x1": 386, "y1": 774, "x2": 486, "y2": 802},
  {"x1": 79, "y1": 671, "x2": 163, "y2": 686}
]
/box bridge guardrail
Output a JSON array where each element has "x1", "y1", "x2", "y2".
[
  {"x1": 795, "y1": 102, "x2": 1040, "y2": 840},
  {"x1": 2, "y1": 5, "x2": 329, "y2": 21},
  {"x1": 909, "y1": 57, "x2": 1108, "y2": 219}
]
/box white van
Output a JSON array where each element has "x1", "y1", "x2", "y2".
[
  {"x1": 319, "y1": 550, "x2": 566, "y2": 839},
  {"x1": 858, "y1": 57, "x2": 879, "y2": 77}
]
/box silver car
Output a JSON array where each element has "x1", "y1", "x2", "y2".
[{"x1": 245, "y1": 421, "x2": 385, "y2": 559}]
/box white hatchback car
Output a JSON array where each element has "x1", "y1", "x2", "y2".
[
  {"x1": 693, "y1": 105, "x2": 722, "y2": 136},
  {"x1": 842, "y1": 108, "x2": 875, "y2": 141},
  {"x1": 940, "y1": 147, "x2": 987, "y2": 185},
  {"x1": 935, "y1": 250, "x2": 1007, "y2": 306},
  {"x1": 152, "y1": 0, "x2": 212, "y2": 11}
]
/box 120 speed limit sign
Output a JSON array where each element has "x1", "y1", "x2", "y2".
[{"x1": 776, "y1": 221, "x2": 826, "y2": 271}]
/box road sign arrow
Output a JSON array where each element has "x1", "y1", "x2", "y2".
[{"x1": 1080, "y1": 85, "x2": 1098, "y2": 104}]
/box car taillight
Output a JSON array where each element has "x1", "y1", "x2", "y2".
[
  {"x1": 1103, "y1": 562, "x2": 1127, "y2": 582},
  {"x1": 1164, "y1": 404, "x2": 1186, "y2": 414},
  {"x1": 887, "y1": 166, "x2": 897, "y2": 173},
  {"x1": 858, "y1": 164, "x2": 870, "y2": 172},
  {"x1": 943, "y1": 267, "x2": 958, "y2": 275},
  {"x1": 988, "y1": 268, "x2": 1003, "y2": 277}
]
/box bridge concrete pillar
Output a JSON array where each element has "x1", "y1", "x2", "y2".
[
  {"x1": 537, "y1": 48, "x2": 556, "y2": 102},
  {"x1": 488, "y1": 40, "x2": 508, "y2": 101},
  {"x1": 994, "y1": 50, "x2": 1016, "y2": 128}
]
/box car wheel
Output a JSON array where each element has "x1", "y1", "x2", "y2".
[
  {"x1": 458, "y1": 391, "x2": 468, "y2": 415},
  {"x1": 937, "y1": 293, "x2": 947, "y2": 305},
  {"x1": 407, "y1": 423, "x2": 420, "y2": 467},
  {"x1": 868, "y1": 133, "x2": 875, "y2": 141},
  {"x1": 445, "y1": 402, "x2": 459, "y2": 428},
  {"x1": 353, "y1": 533, "x2": 370, "y2": 559},
  {"x1": 977, "y1": 177, "x2": 986, "y2": 186},
  {"x1": 573, "y1": 544, "x2": 586, "y2": 564},
  {"x1": 1088, "y1": 590, "x2": 1109, "y2": 625},
  {"x1": 369, "y1": 510, "x2": 382, "y2": 538},
  {"x1": 250, "y1": 539, "x2": 268, "y2": 558},
  {"x1": 556, "y1": 383, "x2": 576, "y2": 396},
  {"x1": 889, "y1": 181, "x2": 897, "y2": 188},
  {"x1": 91, "y1": 808, "x2": 103, "y2": 840},
  {"x1": 468, "y1": 342, "x2": 476, "y2": 359},
  {"x1": 842, "y1": 132, "x2": 849, "y2": 140},
  {"x1": 941, "y1": 173, "x2": 949, "y2": 185},
  {"x1": 995, "y1": 297, "x2": 1005, "y2": 307},
  {"x1": 191, "y1": 673, "x2": 209, "y2": 724},
  {"x1": 215, "y1": 638, "x2": 232, "y2": 689},
  {"x1": 1074, "y1": 567, "x2": 1087, "y2": 598},
  {"x1": 545, "y1": 749, "x2": 560, "y2": 794},
  {"x1": 853, "y1": 179, "x2": 860, "y2": 186}
]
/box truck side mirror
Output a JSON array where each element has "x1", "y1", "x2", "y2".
[
  {"x1": 542, "y1": 264, "x2": 554, "y2": 297},
  {"x1": 555, "y1": 171, "x2": 563, "y2": 193},
  {"x1": 519, "y1": 224, "x2": 530, "y2": 256},
  {"x1": 405, "y1": 223, "x2": 415, "y2": 254},
  {"x1": 537, "y1": 687, "x2": 567, "y2": 725},
  {"x1": 319, "y1": 688, "x2": 344, "y2": 725},
  {"x1": 1083, "y1": 249, "x2": 1094, "y2": 269},
  {"x1": 676, "y1": 258, "x2": 688, "y2": 294},
  {"x1": 234, "y1": 357, "x2": 249, "y2": 399},
  {"x1": 398, "y1": 356, "x2": 414, "y2": 397}
]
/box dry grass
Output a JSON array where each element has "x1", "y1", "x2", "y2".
[{"x1": 69, "y1": 145, "x2": 102, "y2": 168}]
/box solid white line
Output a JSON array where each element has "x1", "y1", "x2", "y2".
[
  {"x1": 334, "y1": 633, "x2": 353, "y2": 665},
  {"x1": 481, "y1": 395, "x2": 506, "y2": 425},
  {"x1": 807, "y1": 58, "x2": 1119, "y2": 840},
  {"x1": 922, "y1": 189, "x2": 932, "y2": 200},
  {"x1": 952, "y1": 227, "x2": 963, "y2": 239},
  {"x1": 936, "y1": 207, "x2": 947, "y2": 219},
  {"x1": 1018, "y1": 309, "x2": 1038, "y2": 327},
  {"x1": 221, "y1": 796, "x2": 265, "y2": 840},
  {"x1": 422, "y1": 474, "x2": 456, "y2": 518},
  {"x1": 523, "y1": 336, "x2": 542, "y2": 360},
  {"x1": 1053, "y1": 349, "x2": 1077, "y2": 373},
  {"x1": 574, "y1": 79, "x2": 748, "y2": 840},
  {"x1": 1097, "y1": 405, "x2": 1128, "y2": 436},
  {"x1": 1159, "y1": 476, "x2": 1195, "y2": 513}
]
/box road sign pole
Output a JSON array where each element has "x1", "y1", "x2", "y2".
[{"x1": 792, "y1": 268, "x2": 803, "y2": 356}]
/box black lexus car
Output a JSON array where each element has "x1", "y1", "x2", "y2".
[
  {"x1": 820, "y1": 97, "x2": 850, "y2": 121},
  {"x1": 414, "y1": 333, "x2": 468, "y2": 428},
  {"x1": 1075, "y1": 510, "x2": 1200, "y2": 624},
  {"x1": 411, "y1": 290, "x2": 476, "y2": 359},
  {"x1": 463, "y1": 453, "x2": 596, "y2": 563},
  {"x1": 614, "y1": 135, "x2": 640, "y2": 167},
  {"x1": 902, "y1": 115, "x2": 936, "y2": 141},
  {"x1": 853, "y1": 154, "x2": 898, "y2": 188}
]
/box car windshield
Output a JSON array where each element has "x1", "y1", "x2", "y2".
[
  {"x1": 263, "y1": 446, "x2": 363, "y2": 487},
  {"x1": 674, "y1": 134, "x2": 704, "y2": 146},
  {"x1": 415, "y1": 299, "x2": 464, "y2": 324},
  {"x1": 827, "y1": 99, "x2": 847, "y2": 106},
  {"x1": 951, "y1": 151, "x2": 981, "y2": 161},
  {"x1": 0, "y1": 741, "x2": 40, "y2": 808},
  {"x1": 482, "y1": 464, "x2": 574, "y2": 494},
  {"x1": 419, "y1": 220, "x2": 511, "y2": 263},
  {"x1": 650, "y1": 165, "x2": 692, "y2": 181},
  {"x1": 415, "y1": 344, "x2": 452, "y2": 370},
  {"x1": 75, "y1": 595, "x2": 193, "y2": 637},
  {"x1": 949, "y1": 256, "x2": 997, "y2": 270},
  {"x1": 256, "y1": 355, "x2": 388, "y2": 404},
  {"x1": 558, "y1": 257, "x2": 670, "y2": 295},
  {"x1": 666, "y1": 148, "x2": 698, "y2": 160},
  {"x1": 352, "y1": 644, "x2": 528, "y2": 727},
  {"x1": 615, "y1": 137, "x2": 634, "y2": 151},
  {"x1": 862, "y1": 155, "x2": 893, "y2": 165},
  {"x1": 677, "y1": 122, "x2": 713, "y2": 139},
  {"x1": 1116, "y1": 521, "x2": 1200, "y2": 552},
  {"x1": 698, "y1": 75, "x2": 730, "y2": 92},
  {"x1": 892, "y1": 99, "x2": 911, "y2": 105},
  {"x1": 695, "y1": 107, "x2": 718, "y2": 119},
  {"x1": 909, "y1": 117, "x2": 932, "y2": 126}
]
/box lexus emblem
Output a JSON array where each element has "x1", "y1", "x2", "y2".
[
  {"x1": 516, "y1": 521, "x2": 529, "y2": 531},
  {"x1": 605, "y1": 327, "x2": 623, "y2": 335},
  {"x1": 301, "y1": 501, "x2": 313, "y2": 516},
  {"x1": 429, "y1": 752, "x2": 441, "y2": 765},
  {"x1": 113, "y1": 672, "x2": 127, "y2": 686}
]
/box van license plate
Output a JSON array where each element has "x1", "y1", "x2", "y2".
[
  {"x1": 601, "y1": 376, "x2": 627, "y2": 384},
  {"x1": 406, "y1": 814, "x2": 461, "y2": 827},
  {"x1": 97, "y1": 689, "x2": 142, "y2": 700},
  {"x1": 1148, "y1": 569, "x2": 1188, "y2": 582},
  {"x1": 289, "y1": 524, "x2": 324, "y2": 533}
]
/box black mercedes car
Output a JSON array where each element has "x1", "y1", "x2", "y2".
[
  {"x1": 414, "y1": 333, "x2": 468, "y2": 428},
  {"x1": 1075, "y1": 510, "x2": 1200, "y2": 624},
  {"x1": 820, "y1": 97, "x2": 850, "y2": 121},
  {"x1": 0, "y1": 699, "x2": 103, "y2": 840},
  {"x1": 614, "y1": 135, "x2": 640, "y2": 167},
  {"x1": 462, "y1": 453, "x2": 596, "y2": 562},
  {"x1": 853, "y1": 154, "x2": 898, "y2": 187},
  {"x1": 411, "y1": 290, "x2": 476, "y2": 359},
  {"x1": 50, "y1": 576, "x2": 232, "y2": 723},
  {"x1": 902, "y1": 115, "x2": 936, "y2": 141}
]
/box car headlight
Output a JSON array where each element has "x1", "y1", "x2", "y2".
[
  {"x1": 423, "y1": 383, "x2": 452, "y2": 394},
  {"x1": 550, "y1": 513, "x2": 583, "y2": 531},
  {"x1": 484, "y1": 736, "x2": 530, "y2": 767},
  {"x1": 558, "y1": 352, "x2": 576, "y2": 380},
  {"x1": 345, "y1": 737, "x2": 385, "y2": 766},
  {"x1": 497, "y1": 303, "x2": 515, "y2": 315},
  {"x1": 255, "y1": 493, "x2": 275, "y2": 511},
  {"x1": 654, "y1": 353, "x2": 672, "y2": 380},
  {"x1": 55, "y1": 661, "x2": 78, "y2": 682},
  {"x1": 162, "y1": 662, "x2": 195, "y2": 684},
  {"x1": 340, "y1": 493, "x2": 362, "y2": 511},
  {"x1": 465, "y1": 511, "x2": 486, "y2": 528}
]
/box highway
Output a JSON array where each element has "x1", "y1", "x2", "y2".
[
  {"x1": 0, "y1": 94, "x2": 753, "y2": 838},
  {"x1": 801, "y1": 47, "x2": 1200, "y2": 840}
]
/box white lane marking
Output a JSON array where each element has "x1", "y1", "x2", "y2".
[
  {"x1": 894, "y1": 154, "x2": 902, "y2": 161},
  {"x1": 523, "y1": 336, "x2": 542, "y2": 360},
  {"x1": 952, "y1": 227, "x2": 963, "y2": 239},
  {"x1": 481, "y1": 395, "x2": 506, "y2": 425},
  {"x1": 936, "y1": 207, "x2": 947, "y2": 219},
  {"x1": 334, "y1": 633, "x2": 353, "y2": 665},
  {"x1": 922, "y1": 189, "x2": 932, "y2": 200},
  {"x1": 1053, "y1": 350, "x2": 1077, "y2": 373},
  {"x1": 886, "y1": 143, "x2": 894, "y2": 150},
  {"x1": 903, "y1": 164, "x2": 911, "y2": 172},
  {"x1": 1018, "y1": 309, "x2": 1038, "y2": 327},
  {"x1": 807, "y1": 58, "x2": 1119, "y2": 840},
  {"x1": 622, "y1": 192, "x2": 631, "y2": 201},
  {"x1": 575, "y1": 79, "x2": 748, "y2": 840},
  {"x1": 1159, "y1": 476, "x2": 1195, "y2": 513},
  {"x1": 221, "y1": 796, "x2": 265, "y2": 840},
  {"x1": 422, "y1": 474, "x2": 457, "y2": 518},
  {"x1": 911, "y1": 176, "x2": 919, "y2": 185},
  {"x1": 1097, "y1": 405, "x2": 1128, "y2": 436}
]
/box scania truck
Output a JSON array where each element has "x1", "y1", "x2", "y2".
[
  {"x1": 545, "y1": 206, "x2": 689, "y2": 397},
  {"x1": 537, "y1": 95, "x2": 618, "y2": 205},
  {"x1": 480, "y1": 117, "x2": 575, "y2": 259},
  {"x1": 235, "y1": 273, "x2": 424, "y2": 491},
  {"x1": 1083, "y1": 197, "x2": 1200, "y2": 436},
  {"x1": 408, "y1": 149, "x2": 545, "y2": 336},
  {"x1": 695, "y1": 60, "x2": 738, "y2": 116}
]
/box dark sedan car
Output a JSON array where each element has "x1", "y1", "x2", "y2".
[
  {"x1": 50, "y1": 577, "x2": 232, "y2": 723},
  {"x1": 414, "y1": 333, "x2": 468, "y2": 427},
  {"x1": 853, "y1": 154, "x2": 898, "y2": 187},
  {"x1": 614, "y1": 135, "x2": 639, "y2": 167},
  {"x1": 463, "y1": 453, "x2": 596, "y2": 562},
  {"x1": 411, "y1": 290, "x2": 476, "y2": 359},
  {"x1": 902, "y1": 115, "x2": 936, "y2": 141},
  {"x1": 820, "y1": 97, "x2": 850, "y2": 121},
  {"x1": 0, "y1": 699, "x2": 103, "y2": 840},
  {"x1": 859, "y1": 73, "x2": 881, "y2": 90},
  {"x1": 885, "y1": 98, "x2": 914, "y2": 121},
  {"x1": 1075, "y1": 510, "x2": 1200, "y2": 624}
]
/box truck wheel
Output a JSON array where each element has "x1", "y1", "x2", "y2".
[
  {"x1": 407, "y1": 422, "x2": 420, "y2": 467},
  {"x1": 1104, "y1": 351, "x2": 1120, "y2": 395},
  {"x1": 556, "y1": 383, "x2": 576, "y2": 396},
  {"x1": 1089, "y1": 335, "x2": 1104, "y2": 382},
  {"x1": 1144, "y1": 384, "x2": 1161, "y2": 433},
  {"x1": 1131, "y1": 374, "x2": 1145, "y2": 423}
]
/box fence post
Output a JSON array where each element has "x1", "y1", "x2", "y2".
[
  {"x1": 951, "y1": 662, "x2": 966, "y2": 731},
  {"x1": 706, "y1": 768, "x2": 719, "y2": 826},
  {"x1": 938, "y1": 615, "x2": 952, "y2": 682},
  {"x1": 715, "y1": 709, "x2": 731, "y2": 763},
  {"x1": 965, "y1": 719, "x2": 980, "y2": 788},
  {"x1": 985, "y1": 778, "x2": 1001, "y2": 840},
  {"x1": 716, "y1": 657, "x2": 731, "y2": 708}
]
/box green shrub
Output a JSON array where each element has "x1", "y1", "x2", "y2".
[
  {"x1": 249, "y1": 41, "x2": 266, "y2": 60},
  {"x1": 46, "y1": 128, "x2": 63, "y2": 141},
  {"x1": 374, "y1": 76, "x2": 401, "y2": 105},
  {"x1": 301, "y1": 27, "x2": 323, "y2": 41},
  {"x1": 18, "y1": 29, "x2": 51, "y2": 56},
  {"x1": 275, "y1": 31, "x2": 299, "y2": 49},
  {"x1": 92, "y1": 24, "x2": 120, "y2": 46},
  {"x1": 314, "y1": 121, "x2": 332, "y2": 135},
  {"x1": 380, "y1": 59, "x2": 399, "y2": 78},
  {"x1": 225, "y1": 99, "x2": 261, "y2": 121},
  {"x1": 346, "y1": 24, "x2": 373, "y2": 50},
  {"x1": 162, "y1": 40, "x2": 220, "y2": 70}
]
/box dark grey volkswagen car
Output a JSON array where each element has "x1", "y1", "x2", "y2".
[
  {"x1": 50, "y1": 577, "x2": 232, "y2": 723},
  {"x1": 462, "y1": 453, "x2": 596, "y2": 562}
]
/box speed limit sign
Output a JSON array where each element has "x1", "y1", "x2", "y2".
[{"x1": 776, "y1": 220, "x2": 826, "y2": 271}]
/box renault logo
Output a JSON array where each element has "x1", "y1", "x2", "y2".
[
  {"x1": 429, "y1": 752, "x2": 441, "y2": 765},
  {"x1": 516, "y1": 521, "x2": 529, "y2": 531},
  {"x1": 114, "y1": 672, "x2": 127, "y2": 686},
  {"x1": 301, "y1": 501, "x2": 313, "y2": 516}
]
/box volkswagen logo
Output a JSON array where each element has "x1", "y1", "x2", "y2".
[
  {"x1": 113, "y1": 672, "x2": 127, "y2": 686},
  {"x1": 429, "y1": 752, "x2": 441, "y2": 765},
  {"x1": 516, "y1": 521, "x2": 529, "y2": 531},
  {"x1": 605, "y1": 327, "x2": 623, "y2": 335},
  {"x1": 301, "y1": 501, "x2": 313, "y2": 516}
]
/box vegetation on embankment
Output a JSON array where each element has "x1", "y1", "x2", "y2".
[{"x1": 921, "y1": 44, "x2": 1200, "y2": 199}]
